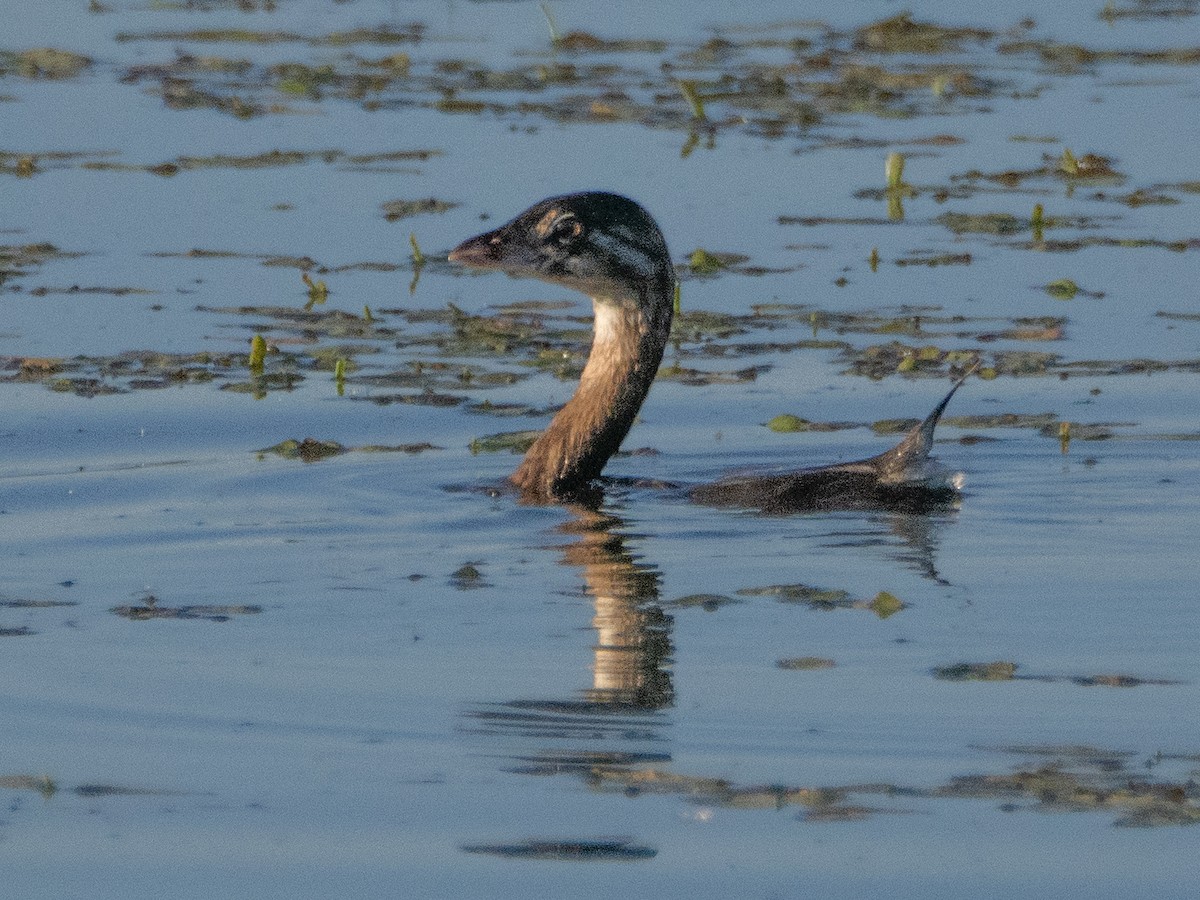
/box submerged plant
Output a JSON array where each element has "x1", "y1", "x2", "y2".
[
  {"x1": 884, "y1": 152, "x2": 913, "y2": 219},
  {"x1": 885, "y1": 151, "x2": 906, "y2": 191},
  {"x1": 688, "y1": 248, "x2": 726, "y2": 274},
  {"x1": 302, "y1": 272, "x2": 329, "y2": 308},
  {"x1": 248, "y1": 334, "x2": 267, "y2": 373},
  {"x1": 678, "y1": 79, "x2": 706, "y2": 120},
  {"x1": 1045, "y1": 278, "x2": 1079, "y2": 300}
]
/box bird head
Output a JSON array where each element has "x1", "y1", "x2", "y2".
[{"x1": 448, "y1": 192, "x2": 673, "y2": 303}]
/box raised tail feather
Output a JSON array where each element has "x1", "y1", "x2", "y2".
[{"x1": 870, "y1": 362, "x2": 979, "y2": 484}]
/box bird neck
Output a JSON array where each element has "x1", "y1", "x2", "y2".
[{"x1": 512, "y1": 273, "x2": 674, "y2": 501}]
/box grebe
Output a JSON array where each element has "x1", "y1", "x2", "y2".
[{"x1": 449, "y1": 191, "x2": 971, "y2": 511}]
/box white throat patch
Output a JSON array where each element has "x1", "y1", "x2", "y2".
[{"x1": 592, "y1": 301, "x2": 624, "y2": 348}]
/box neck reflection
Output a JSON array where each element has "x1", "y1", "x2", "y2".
[
  {"x1": 557, "y1": 506, "x2": 673, "y2": 710},
  {"x1": 463, "y1": 502, "x2": 674, "y2": 760}
]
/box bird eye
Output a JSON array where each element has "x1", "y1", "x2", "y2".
[{"x1": 548, "y1": 215, "x2": 585, "y2": 246}]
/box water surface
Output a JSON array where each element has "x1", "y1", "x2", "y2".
[{"x1": 3, "y1": 1, "x2": 1200, "y2": 896}]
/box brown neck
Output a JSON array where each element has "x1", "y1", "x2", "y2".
[{"x1": 512, "y1": 273, "x2": 674, "y2": 501}]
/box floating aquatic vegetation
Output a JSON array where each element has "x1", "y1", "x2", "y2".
[
  {"x1": 952, "y1": 151, "x2": 1127, "y2": 194},
  {"x1": 935, "y1": 661, "x2": 1180, "y2": 687},
  {"x1": 357, "y1": 442, "x2": 440, "y2": 454},
  {"x1": 777, "y1": 656, "x2": 836, "y2": 670},
  {"x1": 1, "y1": 149, "x2": 120, "y2": 177},
  {"x1": 0, "y1": 775, "x2": 57, "y2": 797},
  {"x1": 259, "y1": 437, "x2": 346, "y2": 461},
  {"x1": 198, "y1": 303, "x2": 389, "y2": 341},
  {"x1": 735, "y1": 582, "x2": 903, "y2": 617},
  {"x1": 676, "y1": 309, "x2": 741, "y2": 342},
  {"x1": 111, "y1": 594, "x2": 261, "y2": 622},
  {"x1": 381, "y1": 197, "x2": 458, "y2": 221},
  {"x1": 72, "y1": 783, "x2": 177, "y2": 798},
  {"x1": 26, "y1": 284, "x2": 157, "y2": 297},
  {"x1": 0, "y1": 597, "x2": 77, "y2": 608},
  {"x1": 1043, "y1": 278, "x2": 1105, "y2": 300},
  {"x1": 842, "y1": 342, "x2": 1048, "y2": 380},
  {"x1": 894, "y1": 251, "x2": 972, "y2": 268},
  {"x1": 0, "y1": 242, "x2": 79, "y2": 287},
  {"x1": 939, "y1": 412, "x2": 1060, "y2": 431},
  {"x1": 1098, "y1": 0, "x2": 1200, "y2": 21},
  {"x1": 221, "y1": 370, "x2": 303, "y2": 395},
  {"x1": 465, "y1": 400, "x2": 541, "y2": 418},
  {"x1": 855, "y1": 14, "x2": 993, "y2": 55},
  {"x1": 936, "y1": 211, "x2": 1028, "y2": 236},
  {"x1": 0, "y1": 48, "x2": 92, "y2": 79},
  {"x1": 666, "y1": 594, "x2": 742, "y2": 611},
  {"x1": 81, "y1": 146, "x2": 440, "y2": 177},
  {"x1": 1037, "y1": 421, "x2": 1130, "y2": 442},
  {"x1": 301, "y1": 272, "x2": 328, "y2": 308},
  {"x1": 1102, "y1": 188, "x2": 1180, "y2": 207},
  {"x1": 765, "y1": 414, "x2": 857, "y2": 433},
  {"x1": 656, "y1": 361, "x2": 767, "y2": 386},
  {"x1": 352, "y1": 390, "x2": 467, "y2": 407},
  {"x1": 258, "y1": 434, "x2": 441, "y2": 458},
  {"x1": 461, "y1": 839, "x2": 656, "y2": 861},
  {"x1": 686, "y1": 248, "x2": 730, "y2": 274},
  {"x1": 1035, "y1": 235, "x2": 1198, "y2": 253},
  {"x1": 104, "y1": 11, "x2": 1009, "y2": 133},
  {"x1": 450, "y1": 563, "x2": 490, "y2": 590},
  {"x1": 116, "y1": 24, "x2": 426, "y2": 46},
  {"x1": 999, "y1": 38, "x2": 1200, "y2": 69},
  {"x1": 869, "y1": 591, "x2": 905, "y2": 618},
  {"x1": 469, "y1": 430, "x2": 541, "y2": 455},
  {"x1": 934, "y1": 661, "x2": 1018, "y2": 681}
]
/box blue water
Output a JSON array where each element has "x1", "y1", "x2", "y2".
[{"x1": 4, "y1": 1, "x2": 1200, "y2": 896}]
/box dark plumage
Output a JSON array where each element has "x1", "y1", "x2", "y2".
[{"x1": 449, "y1": 191, "x2": 971, "y2": 510}]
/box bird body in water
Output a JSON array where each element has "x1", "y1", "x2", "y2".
[{"x1": 449, "y1": 191, "x2": 971, "y2": 511}]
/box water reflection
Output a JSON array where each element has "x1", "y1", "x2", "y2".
[
  {"x1": 561, "y1": 508, "x2": 674, "y2": 709},
  {"x1": 821, "y1": 509, "x2": 957, "y2": 584},
  {"x1": 465, "y1": 501, "x2": 954, "y2": 762},
  {"x1": 465, "y1": 505, "x2": 674, "y2": 776}
]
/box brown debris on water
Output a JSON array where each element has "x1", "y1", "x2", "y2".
[
  {"x1": 111, "y1": 594, "x2": 262, "y2": 622},
  {"x1": 115, "y1": 24, "x2": 425, "y2": 46},
  {"x1": 777, "y1": 656, "x2": 836, "y2": 670},
  {"x1": 259, "y1": 437, "x2": 347, "y2": 461},
  {"x1": 554, "y1": 31, "x2": 668, "y2": 54},
  {"x1": 736, "y1": 583, "x2": 906, "y2": 618},
  {"x1": 999, "y1": 38, "x2": 1200, "y2": 70},
  {"x1": 82, "y1": 146, "x2": 441, "y2": 177},
  {"x1": 855, "y1": 14, "x2": 993, "y2": 55},
  {"x1": 381, "y1": 197, "x2": 459, "y2": 221},
  {"x1": 0, "y1": 48, "x2": 92, "y2": 79},
  {"x1": 517, "y1": 740, "x2": 1200, "y2": 828},
  {"x1": 461, "y1": 839, "x2": 656, "y2": 861}
]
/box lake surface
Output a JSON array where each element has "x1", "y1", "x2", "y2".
[{"x1": 3, "y1": 1, "x2": 1200, "y2": 896}]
